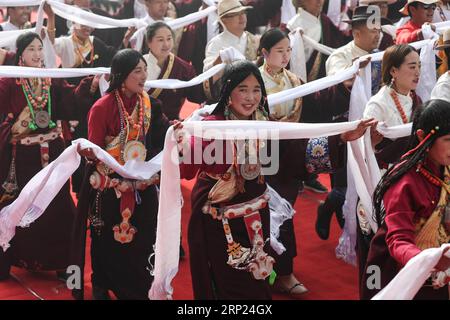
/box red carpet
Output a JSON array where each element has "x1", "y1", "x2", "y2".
[
  {"x1": 0, "y1": 102, "x2": 359, "y2": 300},
  {"x1": 0, "y1": 176, "x2": 358, "y2": 300}
]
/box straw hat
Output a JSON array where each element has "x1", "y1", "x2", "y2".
[
  {"x1": 436, "y1": 28, "x2": 450, "y2": 50},
  {"x1": 218, "y1": 0, "x2": 252, "y2": 19},
  {"x1": 399, "y1": 0, "x2": 438, "y2": 16}
]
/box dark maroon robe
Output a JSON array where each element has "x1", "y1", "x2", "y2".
[
  {"x1": 1, "y1": 51, "x2": 15, "y2": 66},
  {"x1": 245, "y1": 0, "x2": 283, "y2": 33},
  {"x1": 95, "y1": 0, "x2": 136, "y2": 48},
  {"x1": 177, "y1": 17, "x2": 208, "y2": 75},
  {"x1": 361, "y1": 160, "x2": 449, "y2": 300},
  {"x1": 180, "y1": 113, "x2": 271, "y2": 300},
  {"x1": 379, "y1": 31, "x2": 394, "y2": 51},
  {"x1": 180, "y1": 112, "x2": 347, "y2": 298},
  {"x1": 147, "y1": 55, "x2": 205, "y2": 120},
  {"x1": 301, "y1": 83, "x2": 351, "y2": 124},
  {"x1": 72, "y1": 92, "x2": 169, "y2": 300},
  {"x1": 173, "y1": 0, "x2": 204, "y2": 17},
  {"x1": 0, "y1": 77, "x2": 92, "y2": 279}
]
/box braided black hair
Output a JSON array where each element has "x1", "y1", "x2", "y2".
[
  {"x1": 107, "y1": 49, "x2": 146, "y2": 93},
  {"x1": 373, "y1": 99, "x2": 450, "y2": 227},
  {"x1": 213, "y1": 60, "x2": 270, "y2": 116}
]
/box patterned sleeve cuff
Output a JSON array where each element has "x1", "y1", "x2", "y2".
[{"x1": 305, "y1": 137, "x2": 333, "y2": 174}]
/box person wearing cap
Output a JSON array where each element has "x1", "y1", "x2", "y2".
[
  {"x1": 431, "y1": 28, "x2": 450, "y2": 102},
  {"x1": 203, "y1": 0, "x2": 258, "y2": 72},
  {"x1": 433, "y1": 0, "x2": 450, "y2": 22},
  {"x1": 326, "y1": 6, "x2": 385, "y2": 82},
  {"x1": 326, "y1": 7, "x2": 385, "y2": 76},
  {"x1": 359, "y1": 0, "x2": 396, "y2": 50},
  {"x1": 311, "y1": 6, "x2": 384, "y2": 245},
  {"x1": 396, "y1": 0, "x2": 438, "y2": 44},
  {"x1": 287, "y1": 0, "x2": 350, "y2": 82}
]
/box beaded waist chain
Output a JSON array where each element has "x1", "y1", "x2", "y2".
[
  {"x1": 89, "y1": 170, "x2": 159, "y2": 192},
  {"x1": 202, "y1": 189, "x2": 274, "y2": 280},
  {"x1": 88, "y1": 169, "x2": 159, "y2": 245}
]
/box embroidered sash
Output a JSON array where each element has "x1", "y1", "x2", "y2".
[
  {"x1": 307, "y1": 50, "x2": 322, "y2": 82},
  {"x1": 149, "y1": 53, "x2": 175, "y2": 99},
  {"x1": 245, "y1": 32, "x2": 258, "y2": 61},
  {"x1": 415, "y1": 167, "x2": 450, "y2": 250}
]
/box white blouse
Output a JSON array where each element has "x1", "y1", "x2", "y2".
[{"x1": 363, "y1": 85, "x2": 414, "y2": 127}]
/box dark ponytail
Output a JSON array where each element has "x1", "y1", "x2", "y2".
[{"x1": 256, "y1": 28, "x2": 289, "y2": 67}]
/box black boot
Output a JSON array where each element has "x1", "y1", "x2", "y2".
[
  {"x1": 56, "y1": 270, "x2": 70, "y2": 282},
  {"x1": 335, "y1": 207, "x2": 345, "y2": 229},
  {"x1": 315, "y1": 201, "x2": 334, "y2": 240},
  {"x1": 92, "y1": 286, "x2": 111, "y2": 300}
]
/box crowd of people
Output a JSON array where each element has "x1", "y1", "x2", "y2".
[{"x1": 0, "y1": 0, "x2": 449, "y2": 300}]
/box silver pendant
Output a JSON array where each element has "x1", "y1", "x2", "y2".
[
  {"x1": 34, "y1": 110, "x2": 50, "y2": 128},
  {"x1": 123, "y1": 141, "x2": 147, "y2": 162},
  {"x1": 240, "y1": 162, "x2": 261, "y2": 181}
]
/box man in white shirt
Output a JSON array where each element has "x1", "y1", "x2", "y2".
[
  {"x1": 314, "y1": 6, "x2": 383, "y2": 250},
  {"x1": 0, "y1": 6, "x2": 33, "y2": 52},
  {"x1": 326, "y1": 6, "x2": 386, "y2": 77},
  {"x1": 203, "y1": 0, "x2": 258, "y2": 72},
  {"x1": 0, "y1": 6, "x2": 32, "y2": 32},
  {"x1": 140, "y1": 0, "x2": 171, "y2": 21}
]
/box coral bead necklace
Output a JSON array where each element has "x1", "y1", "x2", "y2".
[{"x1": 390, "y1": 89, "x2": 410, "y2": 124}]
